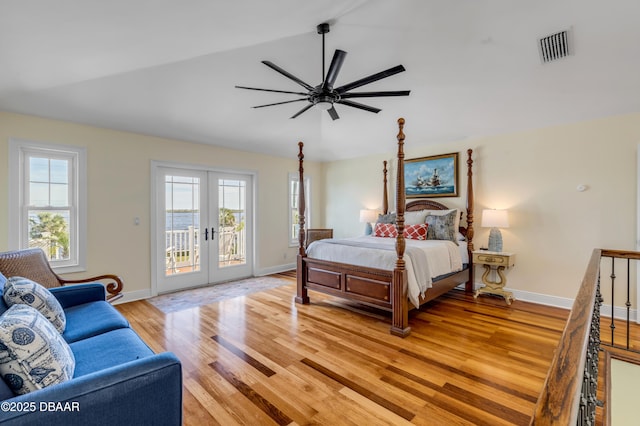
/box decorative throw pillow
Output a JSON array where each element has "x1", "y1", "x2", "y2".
[
  {"x1": 0, "y1": 304, "x2": 75, "y2": 395},
  {"x1": 426, "y1": 209, "x2": 460, "y2": 235},
  {"x1": 404, "y1": 224, "x2": 429, "y2": 240},
  {"x1": 3, "y1": 277, "x2": 66, "y2": 333},
  {"x1": 376, "y1": 213, "x2": 396, "y2": 224},
  {"x1": 373, "y1": 223, "x2": 398, "y2": 238},
  {"x1": 425, "y1": 210, "x2": 458, "y2": 245}
]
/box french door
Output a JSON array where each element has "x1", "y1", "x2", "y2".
[{"x1": 155, "y1": 166, "x2": 253, "y2": 294}]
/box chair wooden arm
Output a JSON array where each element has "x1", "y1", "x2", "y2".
[{"x1": 59, "y1": 274, "x2": 124, "y2": 303}]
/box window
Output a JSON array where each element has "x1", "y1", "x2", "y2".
[
  {"x1": 289, "y1": 172, "x2": 310, "y2": 247},
  {"x1": 9, "y1": 140, "x2": 87, "y2": 272}
]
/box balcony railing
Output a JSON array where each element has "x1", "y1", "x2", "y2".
[
  {"x1": 165, "y1": 226, "x2": 246, "y2": 274},
  {"x1": 531, "y1": 248, "x2": 640, "y2": 425}
]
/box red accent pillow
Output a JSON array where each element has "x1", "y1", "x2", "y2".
[
  {"x1": 373, "y1": 223, "x2": 428, "y2": 240},
  {"x1": 404, "y1": 223, "x2": 428, "y2": 240},
  {"x1": 373, "y1": 223, "x2": 398, "y2": 238}
]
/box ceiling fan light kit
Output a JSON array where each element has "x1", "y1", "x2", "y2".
[{"x1": 236, "y1": 22, "x2": 410, "y2": 120}]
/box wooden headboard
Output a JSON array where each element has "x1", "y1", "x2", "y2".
[{"x1": 406, "y1": 199, "x2": 450, "y2": 211}]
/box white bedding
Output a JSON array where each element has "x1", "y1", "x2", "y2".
[{"x1": 307, "y1": 236, "x2": 467, "y2": 308}]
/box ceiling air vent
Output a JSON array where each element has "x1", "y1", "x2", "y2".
[{"x1": 538, "y1": 30, "x2": 571, "y2": 63}]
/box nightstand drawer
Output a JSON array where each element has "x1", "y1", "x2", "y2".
[{"x1": 473, "y1": 252, "x2": 515, "y2": 267}]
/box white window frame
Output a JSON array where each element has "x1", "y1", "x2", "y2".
[
  {"x1": 289, "y1": 172, "x2": 311, "y2": 247},
  {"x1": 8, "y1": 139, "x2": 87, "y2": 273}
]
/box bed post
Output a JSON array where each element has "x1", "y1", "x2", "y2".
[
  {"x1": 295, "y1": 141, "x2": 309, "y2": 304},
  {"x1": 383, "y1": 160, "x2": 389, "y2": 215},
  {"x1": 465, "y1": 149, "x2": 474, "y2": 293},
  {"x1": 391, "y1": 118, "x2": 410, "y2": 337}
]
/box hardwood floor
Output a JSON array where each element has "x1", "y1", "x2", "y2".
[{"x1": 116, "y1": 276, "x2": 570, "y2": 425}]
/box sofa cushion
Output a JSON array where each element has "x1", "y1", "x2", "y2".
[
  {"x1": 70, "y1": 328, "x2": 155, "y2": 377},
  {"x1": 62, "y1": 301, "x2": 129, "y2": 344},
  {"x1": 0, "y1": 305, "x2": 75, "y2": 395},
  {"x1": 3, "y1": 276, "x2": 67, "y2": 333}
]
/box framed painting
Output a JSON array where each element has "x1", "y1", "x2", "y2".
[{"x1": 405, "y1": 152, "x2": 459, "y2": 198}]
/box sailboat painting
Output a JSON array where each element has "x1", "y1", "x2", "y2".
[{"x1": 404, "y1": 152, "x2": 458, "y2": 198}]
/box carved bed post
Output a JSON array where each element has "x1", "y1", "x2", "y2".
[
  {"x1": 465, "y1": 149, "x2": 474, "y2": 293},
  {"x1": 383, "y1": 160, "x2": 389, "y2": 215},
  {"x1": 391, "y1": 118, "x2": 410, "y2": 337},
  {"x1": 295, "y1": 142, "x2": 309, "y2": 304}
]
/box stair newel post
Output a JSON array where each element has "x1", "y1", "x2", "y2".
[
  {"x1": 295, "y1": 141, "x2": 310, "y2": 304},
  {"x1": 391, "y1": 118, "x2": 410, "y2": 336}
]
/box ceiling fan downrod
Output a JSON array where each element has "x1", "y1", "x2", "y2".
[{"x1": 317, "y1": 23, "x2": 330, "y2": 82}]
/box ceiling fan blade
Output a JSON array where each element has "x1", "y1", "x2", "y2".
[
  {"x1": 327, "y1": 106, "x2": 339, "y2": 121},
  {"x1": 336, "y1": 99, "x2": 381, "y2": 114},
  {"x1": 322, "y1": 49, "x2": 347, "y2": 91},
  {"x1": 290, "y1": 103, "x2": 314, "y2": 119},
  {"x1": 252, "y1": 98, "x2": 308, "y2": 108},
  {"x1": 262, "y1": 61, "x2": 314, "y2": 91},
  {"x1": 335, "y1": 65, "x2": 406, "y2": 94},
  {"x1": 340, "y1": 90, "x2": 410, "y2": 99},
  {"x1": 235, "y1": 85, "x2": 308, "y2": 96}
]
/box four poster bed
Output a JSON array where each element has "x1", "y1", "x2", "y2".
[{"x1": 295, "y1": 118, "x2": 475, "y2": 337}]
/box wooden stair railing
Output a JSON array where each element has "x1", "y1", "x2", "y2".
[
  {"x1": 532, "y1": 248, "x2": 640, "y2": 425},
  {"x1": 531, "y1": 249, "x2": 602, "y2": 425}
]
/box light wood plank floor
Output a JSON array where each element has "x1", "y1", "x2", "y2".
[{"x1": 116, "y1": 275, "x2": 570, "y2": 425}]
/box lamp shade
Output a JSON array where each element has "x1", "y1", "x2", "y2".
[
  {"x1": 481, "y1": 209, "x2": 509, "y2": 228},
  {"x1": 359, "y1": 209, "x2": 379, "y2": 223}
]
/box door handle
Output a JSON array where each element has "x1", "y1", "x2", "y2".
[
  {"x1": 204, "y1": 228, "x2": 208, "y2": 241},
  {"x1": 211, "y1": 228, "x2": 216, "y2": 240}
]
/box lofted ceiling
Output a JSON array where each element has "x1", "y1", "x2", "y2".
[{"x1": 1, "y1": 0, "x2": 639, "y2": 161}]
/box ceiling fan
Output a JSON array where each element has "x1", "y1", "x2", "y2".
[{"x1": 235, "y1": 22, "x2": 410, "y2": 120}]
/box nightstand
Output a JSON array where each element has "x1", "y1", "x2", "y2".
[{"x1": 472, "y1": 251, "x2": 516, "y2": 305}]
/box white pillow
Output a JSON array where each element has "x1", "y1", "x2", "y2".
[
  {"x1": 0, "y1": 304, "x2": 75, "y2": 395},
  {"x1": 405, "y1": 209, "x2": 429, "y2": 225},
  {"x1": 3, "y1": 276, "x2": 67, "y2": 333}
]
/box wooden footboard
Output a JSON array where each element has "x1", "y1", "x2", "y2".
[{"x1": 299, "y1": 256, "x2": 470, "y2": 330}]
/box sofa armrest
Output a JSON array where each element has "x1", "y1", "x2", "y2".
[
  {"x1": 0, "y1": 352, "x2": 182, "y2": 426},
  {"x1": 49, "y1": 283, "x2": 106, "y2": 308}
]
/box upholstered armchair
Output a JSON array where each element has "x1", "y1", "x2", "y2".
[{"x1": 0, "y1": 248, "x2": 123, "y2": 303}]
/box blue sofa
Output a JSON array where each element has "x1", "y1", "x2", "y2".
[{"x1": 0, "y1": 275, "x2": 182, "y2": 425}]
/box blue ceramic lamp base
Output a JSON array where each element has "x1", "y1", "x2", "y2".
[{"x1": 488, "y1": 227, "x2": 503, "y2": 252}]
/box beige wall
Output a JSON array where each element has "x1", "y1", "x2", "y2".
[
  {"x1": 2, "y1": 110, "x2": 639, "y2": 307},
  {"x1": 325, "y1": 113, "x2": 640, "y2": 305},
  {"x1": 0, "y1": 111, "x2": 324, "y2": 298}
]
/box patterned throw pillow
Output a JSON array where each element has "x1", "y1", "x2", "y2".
[
  {"x1": 425, "y1": 210, "x2": 458, "y2": 245},
  {"x1": 0, "y1": 304, "x2": 75, "y2": 395},
  {"x1": 404, "y1": 224, "x2": 428, "y2": 240},
  {"x1": 373, "y1": 223, "x2": 398, "y2": 238},
  {"x1": 3, "y1": 277, "x2": 67, "y2": 333}
]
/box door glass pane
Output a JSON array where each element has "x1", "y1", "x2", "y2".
[
  {"x1": 165, "y1": 175, "x2": 200, "y2": 276},
  {"x1": 28, "y1": 210, "x2": 71, "y2": 261},
  {"x1": 218, "y1": 179, "x2": 246, "y2": 268}
]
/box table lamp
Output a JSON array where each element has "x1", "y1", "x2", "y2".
[
  {"x1": 481, "y1": 209, "x2": 509, "y2": 252},
  {"x1": 359, "y1": 209, "x2": 379, "y2": 235}
]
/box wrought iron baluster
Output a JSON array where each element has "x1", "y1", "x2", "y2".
[{"x1": 609, "y1": 257, "x2": 616, "y2": 346}]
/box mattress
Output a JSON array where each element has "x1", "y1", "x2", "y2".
[{"x1": 307, "y1": 236, "x2": 467, "y2": 308}]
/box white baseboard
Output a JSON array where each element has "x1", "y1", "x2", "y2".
[
  {"x1": 466, "y1": 281, "x2": 638, "y2": 322},
  {"x1": 255, "y1": 263, "x2": 296, "y2": 277},
  {"x1": 113, "y1": 289, "x2": 152, "y2": 305}
]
